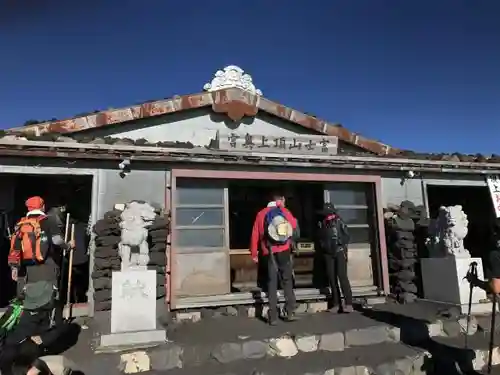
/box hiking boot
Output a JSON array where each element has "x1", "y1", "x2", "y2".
[
  {"x1": 327, "y1": 306, "x2": 341, "y2": 314},
  {"x1": 343, "y1": 305, "x2": 354, "y2": 313},
  {"x1": 284, "y1": 312, "x2": 298, "y2": 322}
]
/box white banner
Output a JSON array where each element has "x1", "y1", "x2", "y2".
[{"x1": 487, "y1": 175, "x2": 500, "y2": 218}]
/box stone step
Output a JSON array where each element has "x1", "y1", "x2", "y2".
[
  {"x1": 120, "y1": 312, "x2": 402, "y2": 372},
  {"x1": 430, "y1": 331, "x2": 500, "y2": 373},
  {"x1": 83, "y1": 312, "x2": 408, "y2": 374},
  {"x1": 366, "y1": 302, "x2": 494, "y2": 342},
  {"x1": 159, "y1": 312, "x2": 401, "y2": 364},
  {"x1": 146, "y1": 342, "x2": 429, "y2": 375}
]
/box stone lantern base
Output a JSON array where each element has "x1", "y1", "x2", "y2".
[{"x1": 421, "y1": 257, "x2": 492, "y2": 314}]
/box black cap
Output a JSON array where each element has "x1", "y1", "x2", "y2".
[{"x1": 317, "y1": 203, "x2": 337, "y2": 215}]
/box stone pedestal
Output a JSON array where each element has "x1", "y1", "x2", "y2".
[
  {"x1": 99, "y1": 269, "x2": 166, "y2": 348},
  {"x1": 421, "y1": 257, "x2": 492, "y2": 314}
]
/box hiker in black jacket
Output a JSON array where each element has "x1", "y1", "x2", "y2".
[{"x1": 318, "y1": 203, "x2": 353, "y2": 313}]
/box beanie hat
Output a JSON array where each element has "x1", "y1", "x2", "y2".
[{"x1": 25, "y1": 196, "x2": 44, "y2": 212}]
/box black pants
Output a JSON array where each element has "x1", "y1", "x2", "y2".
[
  {"x1": 0, "y1": 339, "x2": 42, "y2": 372},
  {"x1": 59, "y1": 262, "x2": 89, "y2": 304},
  {"x1": 324, "y1": 251, "x2": 353, "y2": 307},
  {"x1": 265, "y1": 250, "x2": 296, "y2": 321}
]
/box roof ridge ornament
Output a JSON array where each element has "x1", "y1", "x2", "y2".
[{"x1": 203, "y1": 65, "x2": 263, "y2": 96}]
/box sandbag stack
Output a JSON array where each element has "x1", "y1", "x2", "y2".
[
  {"x1": 147, "y1": 214, "x2": 170, "y2": 300},
  {"x1": 92, "y1": 210, "x2": 122, "y2": 311},
  {"x1": 385, "y1": 201, "x2": 428, "y2": 304}
]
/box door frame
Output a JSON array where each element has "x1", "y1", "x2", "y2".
[
  {"x1": 0, "y1": 165, "x2": 98, "y2": 317},
  {"x1": 170, "y1": 168, "x2": 388, "y2": 308}
]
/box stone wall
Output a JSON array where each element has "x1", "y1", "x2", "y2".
[
  {"x1": 385, "y1": 201, "x2": 429, "y2": 303},
  {"x1": 92, "y1": 207, "x2": 169, "y2": 311}
]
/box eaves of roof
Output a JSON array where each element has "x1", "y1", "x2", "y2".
[
  {"x1": 0, "y1": 138, "x2": 499, "y2": 175},
  {"x1": 5, "y1": 87, "x2": 396, "y2": 156}
]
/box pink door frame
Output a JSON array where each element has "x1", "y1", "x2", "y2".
[{"x1": 169, "y1": 168, "x2": 389, "y2": 308}]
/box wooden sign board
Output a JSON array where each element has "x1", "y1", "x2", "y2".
[
  {"x1": 487, "y1": 175, "x2": 500, "y2": 218},
  {"x1": 216, "y1": 131, "x2": 338, "y2": 156}
]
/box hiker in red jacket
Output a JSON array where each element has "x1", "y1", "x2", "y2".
[{"x1": 250, "y1": 193, "x2": 298, "y2": 325}]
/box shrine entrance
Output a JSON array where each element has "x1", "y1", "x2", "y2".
[{"x1": 169, "y1": 169, "x2": 387, "y2": 309}]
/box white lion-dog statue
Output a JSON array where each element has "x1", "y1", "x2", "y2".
[
  {"x1": 428, "y1": 205, "x2": 470, "y2": 258},
  {"x1": 118, "y1": 201, "x2": 157, "y2": 270}
]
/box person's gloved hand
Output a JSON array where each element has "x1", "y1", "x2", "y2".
[{"x1": 465, "y1": 271, "x2": 479, "y2": 286}]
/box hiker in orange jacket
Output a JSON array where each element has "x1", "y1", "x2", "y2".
[{"x1": 250, "y1": 193, "x2": 298, "y2": 325}]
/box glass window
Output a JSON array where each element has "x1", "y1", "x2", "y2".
[
  {"x1": 327, "y1": 182, "x2": 370, "y2": 206},
  {"x1": 176, "y1": 228, "x2": 225, "y2": 248},
  {"x1": 176, "y1": 208, "x2": 224, "y2": 227},
  {"x1": 176, "y1": 179, "x2": 225, "y2": 205},
  {"x1": 335, "y1": 208, "x2": 369, "y2": 225},
  {"x1": 347, "y1": 227, "x2": 371, "y2": 244}
]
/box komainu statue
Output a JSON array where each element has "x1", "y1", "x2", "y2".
[
  {"x1": 118, "y1": 201, "x2": 157, "y2": 270},
  {"x1": 428, "y1": 205, "x2": 470, "y2": 258}
]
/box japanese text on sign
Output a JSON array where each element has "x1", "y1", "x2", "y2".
[
  {"x1": 487, "y1": 176, "x2": 500, "y2": 218},
  {"x1": 217, "y1": 131, "x2": 338, "y2": 155},
  {"x1": 120, "y1": 279, "x2": 149, "y2": 300}
]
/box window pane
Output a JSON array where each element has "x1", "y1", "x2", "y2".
[
  {"x1": 177, "y1": 228, "x2": 225, "y2": 248},
  {"x1": 176, "y1": 207, "x2": 224, "y2": 226},
  {"x1": 336, "y1": 208, "x2": 369, "y2": 225},
  {"x1": 176, "y1": 179, "x2": 225, "y2": 205},
  {"x1": 348, "y1": 226, "x2": 371, "y2": 244},
  {"x1": 327, "y1": 183, "x2": 370, "y2": 206}
]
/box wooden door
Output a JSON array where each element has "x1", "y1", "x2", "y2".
[{"x1": 170, "y1": 178, "x2": 230, "y2": 307}]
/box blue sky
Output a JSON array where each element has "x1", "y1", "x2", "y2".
[{"x1": 1, "y1": 0, "x2": 499, "y2": 153}]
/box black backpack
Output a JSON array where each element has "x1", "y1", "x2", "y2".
[{"x1": 321, "y1": 217, "x2": 350, "y2": 253}]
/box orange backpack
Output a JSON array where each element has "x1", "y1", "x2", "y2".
[{"x1": 8, "y1": 216, "x2": 49, "y2": 266}]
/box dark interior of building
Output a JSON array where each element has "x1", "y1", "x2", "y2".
[
  {"x1": 0, "y1": 174, "x2": 93, "y2": 308},
  {"x1": 228, "y1": 180, "x2": 326, "y2": 292},
  {"x1": 426, "y1": 185, "x2": 496, "y2": 276}
]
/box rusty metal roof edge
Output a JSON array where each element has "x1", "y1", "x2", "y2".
[
  {"x1": 4, "y1": 87, "x2": 393, "y2": 156},
  {"x1": 0, "y1": 139, "x2": 497, "y2": 172},
  {"x1": 5, "y1": 90, "x2": 214, "y2": 134}
]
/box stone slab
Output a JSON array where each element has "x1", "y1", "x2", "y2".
[
  {"x1": 421, "y1": 257, "x2": 487, "y2": 310},
  {"x1": 149, "y1": 345, "x2": 183, "y2": 371},
  {"x1": 100, "y1": 329, "x2": 167, "y2": 349},
  {"x1": 111, "y1": 269, "x2": 157, "y2": 334}
]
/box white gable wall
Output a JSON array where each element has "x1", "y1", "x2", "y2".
[{"x1": 73, "y1": 109, "x2": 321, "y2": 145}]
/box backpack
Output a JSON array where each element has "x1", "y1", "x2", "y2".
[
  {"x1": 0, "y1": 299, "x2": 23, "y2": 338},
  {"x1": 8, "y1": 216, "x2": 49, "y2": 266},
  {"x1": 322, "y1": 216, "x2": 350, "y2": 253},
  {"x1": 264, "y1": 207, "x2": 294, "y2": 245}
]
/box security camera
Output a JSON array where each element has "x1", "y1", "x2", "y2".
[
  {"x1": 406, "y1": 170, "x2": 415, "y2": 179},
  {"x1": 119, "y1": 158, "x2": 131, "y2": 170},
  {"x1": 119, "y1": 158, "x2": 131, "y2": 178}
]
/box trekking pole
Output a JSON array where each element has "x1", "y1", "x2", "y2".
[
  {"x1": 58, "y1": 213, "x2": 70, "y2": 321},
  {"x1": 3, "y1": 212, "x2": 12, "y2": 240},
  {"x1": 64, "y1": 213, "x2": 70, "y2": 248},
  {"x1": 488, "y1": 293, "x2": 497, "y2": 374},
  {"x1": 465, "y1": 261, "x2": 478, "y2": 349},
  {"x1": 65, "y1": 223, "x2": 75, "y2": 319},
  {"x1": 59, "y1": 213, "x2": 70, "y2": 289}
]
